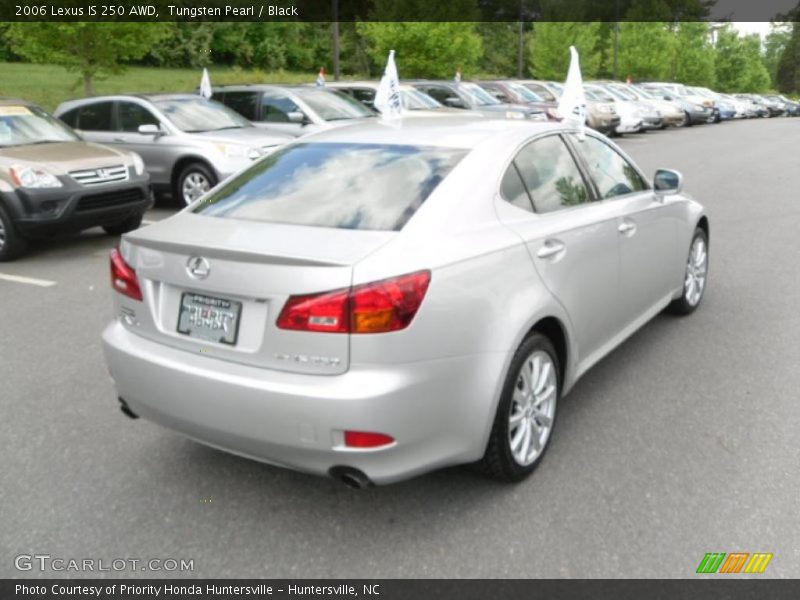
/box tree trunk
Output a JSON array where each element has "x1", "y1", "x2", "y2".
[{"x1": 83, "y1": 73, "x2": 94, "y2": 96}]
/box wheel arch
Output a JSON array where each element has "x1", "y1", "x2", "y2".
[{"x1": 171, "y1": 155, "x2": 217, "y2": 190}]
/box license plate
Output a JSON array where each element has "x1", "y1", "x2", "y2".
[{"x1": 177, "y1": 292, "x2": 242, "y2": 345}]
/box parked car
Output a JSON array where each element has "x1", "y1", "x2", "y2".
[
  {"x1": 406, "y1": 80, "x2": 547, "y2": 120},
  {"x1": 764, "y1": 94, "x2": 800, "y2": 116},
  {"x1": 686, "y1": 87, "x2": 735, "y2": 121},
  {"x1": 717, "y1": 93, "x2": 753, "y2": 119},
  {"x1": 0, "y1": 98, "x2": 151, "y2": 261},
  {"x1": 55, "y1": 94, "x2": 293, "y2": 206},
  {"x1": 604, "y1": 82, "x2": 685, "y2": 127},
  {"x1": 590, "y1": 82, "x2": 664, "y2": 130},
  {"x1": 476, "y1": 80, "x2": 560, "y2": 120},
  {"x1": 584, "y1": 84, "x2": 644, "y2": 133},
  {"x1": 637, "y1": 84, "x2": 714, "y2": 125},
  {"x1": 518, "y1": 80, "x2": 620, "y2": 134},
  {"x1": 733, "y1": 94, "x2": 770, "y2": 118},
  {"x1": 213, "y1": 84, "x2": 377, "y2": 135},
  {"x1": 325, "y1": 81, "x2": 479, "y2": 117},
  {"x1": 102, "y1": 117, "x2": 709, "y2": 485}
]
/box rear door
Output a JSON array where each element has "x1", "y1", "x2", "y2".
[
  {"x1": 496, "y1": 134, "x2": 625, "y2": 367},
  {"x1": 567, "y1": 133, "x2": 680, "y2": 326}
]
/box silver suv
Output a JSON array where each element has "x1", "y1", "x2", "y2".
[{"x1": 55, "y1": 94, "x2": 293, "y2": 206}]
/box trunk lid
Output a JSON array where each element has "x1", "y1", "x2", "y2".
[{"x1": 119, "y1": 212, "x2": 395, "y2": 375}]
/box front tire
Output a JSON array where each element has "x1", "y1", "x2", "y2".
[
  {"x1": 478, "y1": 333, "x2": 560, "y2": 482},
  {"x1": 176, "y1": 163, "x2": 216, "y2": 207},
  {"x1": 0, "y1": 202, "x2": 28, "y2": 262},
  {"x1": 103, "y1": 213, "x2": 143, "y2": 236},
  {"x1": 668, "y1": 227, "x2": 709, "y2": 315}
]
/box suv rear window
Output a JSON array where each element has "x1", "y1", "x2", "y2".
[{"x1": 194, "y1": 142, "x2": 467, "y2": 231}]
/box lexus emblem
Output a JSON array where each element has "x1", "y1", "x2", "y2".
[{"x1": 186, "y1": 256, "x2": 211, "y2": 279}]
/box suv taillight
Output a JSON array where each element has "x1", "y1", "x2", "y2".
[
  {"x1": 276, "y1": 271, "x2": 430, "y2": 334},
  {"x1": 110, "y1": 248, "x2": 142, "y2": 301}
]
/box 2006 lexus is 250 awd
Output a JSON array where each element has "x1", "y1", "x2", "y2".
[{"x1": 102, "y1": 118, "x2": 709, "y2": 486}]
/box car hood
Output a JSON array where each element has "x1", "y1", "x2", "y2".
[
  {"x1": 190, "y1": 127, "x2": 294, "y2": 148},
  {"x1": 0, "y1": 141, "x2": 132, "y2": 174}
]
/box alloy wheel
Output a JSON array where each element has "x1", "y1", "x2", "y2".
[
  {"x1": 508, "y1": 350, "x2": 557, "y2": 466},
  {"x1": 684, "y1": 236, "x2": 708, "y2": 307},
  {"x1": 181, "y1": 172, "x2": 211, "y2": 205}
]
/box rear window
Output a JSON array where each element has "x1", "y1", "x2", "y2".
[{"x1": 194, "y1": 142, "x2": 467, "y2": 231}]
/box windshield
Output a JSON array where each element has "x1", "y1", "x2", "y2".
[
  {"x1": 508, "y1": 82, "x2": 544, "y2": 102},
  {"x1": 154, "y1": 97, "x2": 251, "y2": 132},
  {"x1": 296, "y1": 88, "x2": 374, "y2": 120},
  {"x1": 606, "y1": 85, "x2": 637, "y2": 101},
  {"x1": 586, "y1": 86, "x2": 615, "y2": 103},
  {"x1": 0, "y1": 104, "x2": 79, "y2": 147},
  {"x1": 195, "y1": 142, "x2": 467, "y2": 231},
  {"x1": 547, "y1": 82, "x2": 564, "y2": 98},
  {"x1": 458, "y1": 83, "x2": 501, "y2": 107},
  {"x1": 402, "y1": 88, "x2": 443, "y2": 110},
  {"x1": 632, "y1": 86, "x2": 656, "y2": 99}
]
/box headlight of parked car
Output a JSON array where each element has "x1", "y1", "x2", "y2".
[
  {"x1": 130, "y1": 152, "x2": 145, "y2": 176},
  {"x1": 217, "y1": 143, "x2": 263, "y2": 161},
  {"x1": 505, "y1": 111, "x2": 525, "y2": 120},
  {"x1": 9, "y1": 165, "x2": 62, "y2": 189}
]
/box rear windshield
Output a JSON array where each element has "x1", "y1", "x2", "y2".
[{"x1": 194, "y1": 142, "x2": 467, "y2": 231}]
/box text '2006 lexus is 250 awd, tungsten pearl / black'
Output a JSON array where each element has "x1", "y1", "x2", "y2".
[{"x1": 102, "y1": 117, "x2": 709, "y2": 487}]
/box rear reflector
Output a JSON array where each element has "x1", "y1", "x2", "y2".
[
  {"x1": 110, "y1": 248, "x2": 143, "y2": 301},
  {"x1": 276, "y1": 270, "x2": 430, "y2": 334},
  {"x1": 344, "y1": 431, "x2": 395, "y2": 448}
]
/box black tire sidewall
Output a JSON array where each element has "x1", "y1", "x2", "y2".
[
  {"x1": 0, "y1": 202, "x2": 26, "y2": 261},
  {"x1": 668, "y1": 227, "x2": 709, "y2": 316}
]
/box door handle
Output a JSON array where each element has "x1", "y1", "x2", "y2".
[
  {"x1": 618, "y1": 220, "x2": 637, "y2": 236},
  {"x1": 536, "y1": 239, "x2": 566, "y2": 260}
]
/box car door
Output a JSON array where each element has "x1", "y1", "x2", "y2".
[
  {"x1": 496, "y1": 133, "x2": 625, "y2": 370},
  {"x1": 567, "y1": 133, "x2": 680, "y2": 327},
  {"x1": 71, "y1": 101, "x2": 116, "y2": 146},
  {"x1": 259, "y1": 91, "x2": 305, "y2": 136},
  {"x1": 113, "y1": 100, "x2": 175, "y2": 187}
]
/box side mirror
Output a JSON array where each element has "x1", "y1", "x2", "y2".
[
  {"x1": 287, "y1": 111, "x2": 309, "y2": 125},
  {"x1": 138, "y1": 123, "x2": 163, "y2": 136},
  {"x1": 654, "y1": 168, "x2": 683, "y2": 196}
]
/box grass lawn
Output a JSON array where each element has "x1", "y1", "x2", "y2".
[{"x1": 0, "y1": 62, "x2": 318, "y2": 111}]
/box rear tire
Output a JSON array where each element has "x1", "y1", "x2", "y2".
[
  {"x1": 668, "y1": 228, "x2": 709, "y2": 316},
  {"x1": 103, "y1": 213, "x2": 143, "y2": 236},
  {"x1": 477, "y1": 333, "x2": 560, "y2": 482},
  {"x1": 0, "y1": 202, "x2": 28, "y2": 262}
]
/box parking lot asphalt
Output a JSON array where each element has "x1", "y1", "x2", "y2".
[{"x1": 2, "y1": 118, "x2": 799, "y2": 579}]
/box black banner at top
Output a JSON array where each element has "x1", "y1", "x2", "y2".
[{"x1": 2, "y1": 0, "x2": 800, "y2": 23}]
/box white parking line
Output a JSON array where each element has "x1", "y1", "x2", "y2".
[{"x1": 0, "y1": 273, "x2": 57, "y2": 287}]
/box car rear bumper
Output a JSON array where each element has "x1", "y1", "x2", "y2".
[{"x1": 102, "y1": 321, "x2": 508, "y2": 485}]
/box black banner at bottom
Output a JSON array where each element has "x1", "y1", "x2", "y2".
[{"x1": 2, "y1": 579, "x2": 800, "y2": 600}]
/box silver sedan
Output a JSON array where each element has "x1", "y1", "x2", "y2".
[{"x1": 102, "y1": 118, "x2": 709, "y2": 486}]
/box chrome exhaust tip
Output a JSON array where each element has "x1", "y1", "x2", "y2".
[{"x1": 329, "y1": 466, "x2": 373, "y2": 489}]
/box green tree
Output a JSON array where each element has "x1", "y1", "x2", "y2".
[
  {"x1": 764, "y1": 23, "x2": 792, "y2": 88},
  {"x1": 714, "y1": 27, "x2": 771, "y2": 92},
  {"x1": 6, "y1": 23, "x2": 169, "y2": 95},
  {"x1": 617, "y1": 22, "x2": 674, "y2": 82},
  {"x1": 528, "y1": 23, "x2": 604, "y2": 80},
  {"x1": 146, "y1": 22, "x2": 215, "y2": 69},
  {"x1": 672, "y1": 22, "x2": 715, "y2": 86},
  {"x1": 356, "y1": 22, "x2": 483, "y2": 78},
  {"x1": 477, "y1": 22, "x2": 521, "y2": 77},
  {"x1": 777, "y1": 22, "x2": 800, "y2": 93}
]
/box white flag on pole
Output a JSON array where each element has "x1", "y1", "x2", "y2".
[
  {"x1": 374, "y1": 50, "x2": 403, "y2": 121},
  {"x1": 557, "y1": 46, "x2": 587, "y2": 137},
  {"x1": 199, "y1": 68, "x2": 212, "y2": 99}
]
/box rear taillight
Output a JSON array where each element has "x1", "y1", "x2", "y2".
[
  {"x1": 110, "y1": 248, "x2": 142, "y2": 301},
  {"x1": 276, "y1": 270, "x2": 430, "y2": 334}
]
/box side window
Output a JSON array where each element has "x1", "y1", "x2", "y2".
[
  {"x1": 513, "y1": 135, "x2": 591, "y2": 214},
  {"x1": 423, "y1": 86, "x2": 454, "y2": 105},
  {"x1": 76, "y1": 102, "x2": 113, "y2": 131},
  {"x1": 59, "y1": 108, "x2": 79, "y2": 128},
  {"x1": 261, "y1": 93, "x2": 300, "y2": 122},
  {"x1": 500, "y1": 163, "x2": 534, "y2": 212},
  {"x1": 483, "y1": 84, "x2": 509, "y2": 103},
  {"x1": 571, "y1": 134, "x2": 648, "y2": 199},
  {"x1": 527, "y1": 84, "x2": 556, "y2": 102},
  {"x1": 220, "y1": 91, "x2": 259, "y2": 120},
  {"x1": 117, "y1": 102, "x2": 159, "y2": 132},
  {"x1": 351, "y1": 88, "x2": 376, "y2": 108}
]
